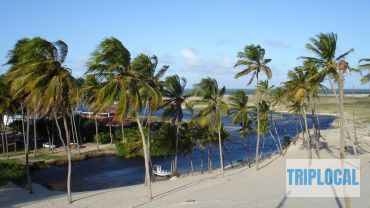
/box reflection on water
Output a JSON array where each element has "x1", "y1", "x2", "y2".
[{"x1": 31, "y1": 112, "x2": 335, "y2": 192}]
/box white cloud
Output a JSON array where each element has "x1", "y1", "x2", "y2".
[{"x1": 180, "y1": 48, "x2": 205, "y2": 67}]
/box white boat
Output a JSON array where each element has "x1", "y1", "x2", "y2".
[{"x1": 153, "y1": 165, "x2": 171, "y2": 177}]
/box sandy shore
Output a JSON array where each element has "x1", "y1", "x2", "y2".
[{"x1": 1, "y1": 125, "x2": 370, "y2": 208}]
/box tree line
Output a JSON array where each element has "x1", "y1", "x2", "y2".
[{"x1": 0, "y1": 32, "x2": 369, "y2": 205}]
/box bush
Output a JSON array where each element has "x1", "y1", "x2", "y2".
[
  {"x1": 0, "y1": 163, "x2": 26, "y2": 183},
  {"x1": 115, "y1": 141, "x2": 125, "y2": 157},
  {"x1": 98, "y1": 132, "x2": 111, "y2": 144}
]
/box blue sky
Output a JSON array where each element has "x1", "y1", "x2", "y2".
[{"x1": 0, "y1": 0, "x2": 369, "y2": 88}]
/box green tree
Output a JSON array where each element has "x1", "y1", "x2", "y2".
[
  {"x1": 86, "y1": 37, "x2": 162, "y2": 199},
  {"x1": 301, "y1": 33, "x2": 355, "y2": 171},
  {"x1": 229, "y1": 90, "x2": 253, "y2": 160},
  {"x1": 192, "y1": 77, "x2": 228, "y2": 176},
  {"x1": 161, "y1": 75, "x2": 187, "y2": 172},
  {"x1": 234, "y1": 45, "x2": 272, "y2": 169},
  {"x1": 5, "y1": 38, "x2": 79, "y2": 203}
]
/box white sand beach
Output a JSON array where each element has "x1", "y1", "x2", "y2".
[{"x1": 1, "y1": 126, "x2": 370, "y2": 208}]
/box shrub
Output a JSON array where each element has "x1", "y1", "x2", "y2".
[
  {"x1": 98, "y1": 132, "x2": 111, "y2": 144},
  {"x1": 0, "y1": 163, "x2": 26, "y2": 183}
]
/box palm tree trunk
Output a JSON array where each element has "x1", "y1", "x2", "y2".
[
  {"x1": 299, "y1": 114, "x2": 305, "y2": 141},
  {"x1": 95, "y1": 116, "x2": 99, "y2": 150},
  {"x1": 71, "y1": 109, "x2": 80, "y2": 154},
  {"x1": 1, "y1": 131, "x2": 4, "y2": 157},
  {"x1": 63, "y1": 116, "x2": 73, "y2": 204},
  {"x1": 269, "y1": 130, "x2": 280, "y2": 153},
  {"x1": 44, "y1": 119, "x2": 52, "y2": 149},
  {"x1": 302, "y1": 106, "x2": 312, "y2": 159},
  {"x1": 3, "y1": 121, "x2": 9, "y2": 159},
  {"x1": 54, "y1": 116, "x2": 67, "y2": 151},
  {"x1": 174, "y1": 113, "x2": 180, "y2": 172},
  {"x1": 338, "y1": 69, "x2": 351, "y2": 208},
  {"x1": 352, "y1": 85, "x2": 358, "y2": 143},
  {"x1": 108, "y1": 106, "x2": 113, "y2": 144},
  {"x1": 270, "y1": 113, "x2": 282, "y2": 154},
  {"x1": 121, "y1": 119, "x2": 125, "y2": 141},
  {"x1": 208, "y1": 146, "x2": 212, "y2": 173},
  {"x1": 135, "y1": 112, "x2": 152, "y2": 199},
  {"x1": 33, "y1": 117, "x2": 37, "y2": 157},
  {"x1": 25, "y1": 110, "x2": 32, "y2": 194},
  {"x1": 328, "y1": 77, "x2": 340, "y2": 127},
  {"x1": 256, "y1": 74, "x2": 260, "y2": 170},
  {"x1": 1, "y1": 117, "x2": 5, "y2": 156},
  {"x1": 190, "y1": 151, "x2": 194, "y2": 175},
  {"x1": 200, "y1": 150, "x2": 204, "y2": 174},
  {"x1": 70, "y1": 114, "x2": 77, "y2": 151},
  {"x1": 218, "y1": 125, "x2": 224, "y2": 176}
]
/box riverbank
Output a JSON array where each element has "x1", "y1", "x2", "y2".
[
  {"x1": 0, "y1": 143, "x2": 115, "y2": 166},
  {"x1": 1, "y1": 125, "x2": 369, "y2": 208}
]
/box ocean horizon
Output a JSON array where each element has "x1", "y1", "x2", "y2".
[{"x1": 183, "y1": 88, "x2": 370, "y2": 95}]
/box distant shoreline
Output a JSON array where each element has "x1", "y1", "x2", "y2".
[{"x1": 183, "y1": 88, "x2": 370, "y2": 95}]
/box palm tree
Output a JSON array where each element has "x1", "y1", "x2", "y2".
[
  {"x1": 284, "y1": 66, "x2": 315, "y2": 158},
  {"x1": 359, "y1": 58, "x2": 370, "y2": 84},
  {"x1": 82, "y1": 74, "x2": 102, "y2": 150},
  {"x1": 229, "y1": 90, "x2": 253, "y2": 161},
  {"x1": 161, "y1": 75, "x2": 187, "y2": 172},
  {"x1": 301, "y1": 33, "x2": 354, "y2": 162},
  {"x1": 0, "y1": 75, "x2": 11, "y2": 158},
  {"x1": 192, "y1": 77, "x2": 228, "y2": 176},
  {"x1": 5, "y1": 38, "x2": 79, "y2": 203},
  {"x1": 86, "y1": 37, "x2": 162, "y2": 199},
  {"x1": 234, "y1": 44, "x2": 272, "y2": 169}
]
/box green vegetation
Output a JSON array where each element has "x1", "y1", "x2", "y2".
[
  {"x1": 0, "y1": 32, "x2": 368, "y2": 206},
  {"x1": 0, "y1": 162, "x2": 25, "y2": 184}
]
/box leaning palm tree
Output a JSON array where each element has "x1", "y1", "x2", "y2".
[
  {"x1": 192, "y1": 77, "x2": 228, "y2": 176},
  {"x1": 229, "y1": 90, "x2": 253, "y2": 160},
  {"x1": 5, "y1": 38, "x2": 79, "y2": 203},
  {"x1": 86, "y1": 37, "x2": 162, "y2": 199},
  {"x1": 301, "y1": 33, "x2": 354, "y2": 160},
  {"x1": 359, "y1": 58, "x2": 370, "y2": 84},
  {"x1": 234, "y1": 44, "x2": 272, "y2": 170},
  {"x1": 161, "y1": 75, "x2": 187, "y2": 172}
]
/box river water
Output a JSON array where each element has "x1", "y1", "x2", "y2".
[{"x1": 31, "y1": 112, "x2": 335, "y2": 192}]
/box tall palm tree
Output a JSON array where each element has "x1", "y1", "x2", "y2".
[
  {"x1": 229, "y1": 90, "x2": 253, "y2": 160},
  {"x1": 234, "y1": 44, "x2": 272, "y2": 170},
  {"x1": 5, "y1": 38, "x2": 79, "y2": 203},
  {"x1": 192, "y1": 77, "x2": 228, "y2": 176},
  {"x1": 161, "y1": 75, "x2": 187, "y2": 172},
  {"x1": 359, "y1": 58, "x2": 370, "y2": 84},
  {"x1": 301, "y1": 32, "x2": 354, "y2": 161},
  {"x1": 86, "y1": 37, "x2": 162, "y2": 199}
]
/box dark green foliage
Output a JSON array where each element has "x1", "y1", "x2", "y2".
[
  {"x1": 114, "y1": 141, "x2": 125, "y2": 158},
  {"x1": 98, "y1": 132, "x2": 111, "y2": 144},
  {"x1": 0, "y1": 163, "x2": 26, "y2": 184}
]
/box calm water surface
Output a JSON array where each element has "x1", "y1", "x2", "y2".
[{"x1": 31, "y1": 112, "x2": 335, "y2": 192}]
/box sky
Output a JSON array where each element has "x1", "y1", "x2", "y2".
[{"x1": 0, "y1": 0, "x2": 369, "y2": 89}]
